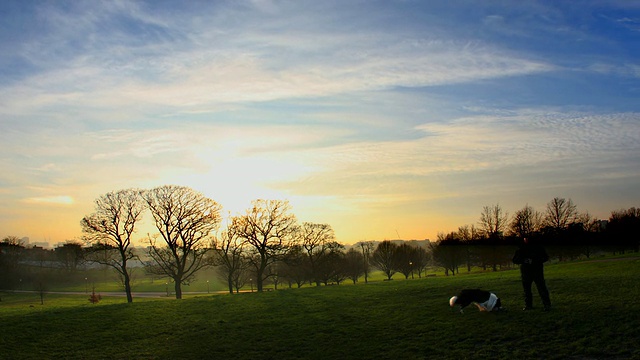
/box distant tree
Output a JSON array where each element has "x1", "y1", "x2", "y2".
[
  {"x1": 212, "y1": 226, "x2": 248, "y2": 295},
  {"x1": 544, "y1": 197, "x2": 578, "y2": 233},
  {"x1": 429, "y1": 233, "x2": 464, "y2": 276},
  {"x1": 457, "y1": 225, "x2": 479, "y2": 272},
  {"x1": 298, "y1": 222, "x2": 336, "y2": 286},
  {"x1": 142, "y1": 185, "x2": 222, "y2": 299},
  {"x1": 327, "y1": 251, "x2": 349, "y2": 285},
  {"x1": 55, "y1": 242, "x2": 85, "y2": 271},
  {"x1": 569, "y1": 212, "x2": 602, "y2": 258},
  {"x1": 0, "y1": 236, "x2": 26, "y2": 289},
  {"x1": 357, "y1": 241, "x2": 375, "y2": 283},
  {"x1": 395, "y1": 243, "x2": 420, "y2": 279},
  {"x1": 510, "y1": 205, "x2": 543, "y2": 239},
  {"x1": 343, "y1": 248, "x2": 365, "y2": 284},
  {"x1": 266, "y1": 261, "x2": 284, "y2": 290},
  {"x1": 607, "y1": 207, "x2": 640, "y2": 253},
  {"x1": 81, "y1": 189, "x2": 144, "y2": 303},
  {"x1": 478, "y1": 203, "x2": 509, "y2": 239},
  {"x1": 477, "y1": 204, "x2": 510, "y2": 271},
  {"x1": 231, "y1": 199, "x2": 298, "y2": 292},
  {"x1": 279, "y1": 245, "x2": 308, "y2": 288},
  {"x1": 315, "y1": 241, "x2": 345, "y2": 285},
  {"x1": 232, "y1": 267, "x2": 254, "y2": 293},
  {"x1": 1, "y1": 236, "x2": 24, "y2": 247},
  {"x1": 371, "y1": 240, "x2": 399, "y2": 280},
  {"x1": 410, "y1": 245, "x2": 429, "y2": 278}
]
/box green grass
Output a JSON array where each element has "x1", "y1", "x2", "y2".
[{"x1": 2, "y1": 257, "x2": 639, "y2": 359}]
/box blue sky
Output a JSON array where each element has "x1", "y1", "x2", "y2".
[{"x1": 1, "y1": 0, "x2": 639, "y2": 246}]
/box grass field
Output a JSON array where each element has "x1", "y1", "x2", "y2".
[{"x1": 1, "y1": 257, "x2": 639, "y2": 359}]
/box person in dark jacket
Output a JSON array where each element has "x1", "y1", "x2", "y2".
[{"x1": 512, "y1": 237, "x2": 551, "y2": 311}]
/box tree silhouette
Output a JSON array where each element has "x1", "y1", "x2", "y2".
[
  {"x1": 212, "y1": 226, "x2": 248, "y2": 294},
  {"x1": 81, "y1": 189, "x2": 143, "y2": 303},
  {"x1": 510, "y1": 204, "x2": 543, "y2": 239},
  {"x1": 142, "y1": 185, "x2": 222, "y2": 299},
  {"x1": 231, "y1": 199, "x2": 297, "y2": 292},
  {"x1": 371, "y1": 240, "x2": 399, "y2": 280}
]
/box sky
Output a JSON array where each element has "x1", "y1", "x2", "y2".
[{"x1": 1, "y1": 0, "x2": 639, "y2": 247}]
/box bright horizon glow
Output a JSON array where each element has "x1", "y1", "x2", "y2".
[{"x1": 1, "y1": 1, "x2": 639, "y2": 247}]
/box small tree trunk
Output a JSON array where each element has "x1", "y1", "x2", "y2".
[
  {"x1": 228, "y1": 274, "x2": 234, "y2": 294},
  {"x1": 123, "y1": 272, "x2": 133, "y2": 303}
]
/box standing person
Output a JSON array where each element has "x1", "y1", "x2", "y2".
[{"x1": 513, "y1": 237, "x2": 551, "y2": 311}]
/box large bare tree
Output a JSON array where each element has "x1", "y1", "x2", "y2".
[
  {"x1": 142, "y1": 185, "x2": 222, "y2": 299},
  {"x1": 231, "y1": 199, "x2": 298, "y2": 292},
  {"x1": 81, "y1": 189, "x2": 144, "y2": 303}
]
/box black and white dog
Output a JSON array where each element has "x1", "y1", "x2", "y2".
[{"x1": 449, "y1": 289, "x2": 503, "y2": 313}]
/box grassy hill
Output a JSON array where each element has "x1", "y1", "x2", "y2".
[{"x1": 1, "y1": 257, "x2": 639, "y2": 359}]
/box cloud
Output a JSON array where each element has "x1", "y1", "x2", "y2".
[
  {"x1": 0, "y1": 1, "x2": 556, "y2": 121},
  {"x1": 23, "y1": 195, "x2": 74, "y2": 205},
  {"x1": 274, "y1": 109, "x2": 640, "y2": 201},
  {"x1": 588, "y1": 62, "x2": 640, "y2": 78}
]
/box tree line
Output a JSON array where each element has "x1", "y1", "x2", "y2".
[
  {"x1": 1, "y1": 186, "x2": 638, "y2": 302},
  {"x1": 430, "y1": 198, "x2": 639, "y2": 275}
]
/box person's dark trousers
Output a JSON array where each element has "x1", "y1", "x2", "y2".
[{"x1": 521, "y1": 266, "x2": 551, "y2": 309}]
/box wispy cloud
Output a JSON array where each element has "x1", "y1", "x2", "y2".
[
  {"x1": 1, "y1": 1, "x2": 557, "y2": 122},
  {"x1": 23, "y1": 195, "x2": 74, "y2": 205}
]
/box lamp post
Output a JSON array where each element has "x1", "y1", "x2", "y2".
[
  {"x1": 206, "y1": 280, "x2": 210, "y2": 294},
  {"x1": 250, "y1": 278, "x2": 253, "y2": 292},
  {"x1": 165, "y1": 282, "x2": 169, "y2": 297},
  {"x1": 409, "y1": 262, "x2": 414, "y2": 279},
  {"x1": 85, "y1": 277, "x2": 88, "y2": 294}
]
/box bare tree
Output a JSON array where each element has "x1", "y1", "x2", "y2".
[
  {"x1": 479, "y1": 203, "x2": 509, "y2": 239},
  {"x1": 430, "y1": 233, "x2": 464, "y2": 276},
  {"x1": 231, "y1": 199, "x2": 298, "y2": 292},
  {"x1": 212, "y1": 226, "x2": 248, "y2": 295},
  {"x1": 395, "y1": 243, "x2": 420, "y2": 279},
  {"x1": 357, "y1": 241, "x2": 375, "y2": 283},
  {"x1": 142, "y1": 185, "x2": 222, "y2": 299},
  {"x1": 371, "y1": 240, "x2": 399, "y2": 280},
  {"x1": 81, "y1": 189, "x2": 144, "y2": 303},
  {"x1": 544, "y1": 197, "x2": 578, "y2": 231},
  {"x1": 510, "y1": 204, "x2": 543, "y2": 239},
  {"x1": 343, "y1": 248, "x2": 364, "y2": 284},
  {"x1": 232, "y1": 267, "x2": 254, "y2": 293},
  {"x1": 457, "y1": 225, "x2": 479, "y2": 272},
  {"x1": 571, "y1": 212, "x2": 600, "y2": 258},
  {"x1": 315, "y1": 241, "x2": 345, "y2": 285},
  {"x1": 478, "y1": 204, "x2": 510, "y2": 272},
  {"x1": 1, "y1": 236, "x2": 24, "y2": 247},
  {"x1": 298, "y1": 222, "x2": 336, "y2": 286},
  {"x1": 279, "y1": 245, "x2": 308, "y2": 288},
  {"x1": 410, "y1": 245, "x2": 429, "y2": 278}
]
